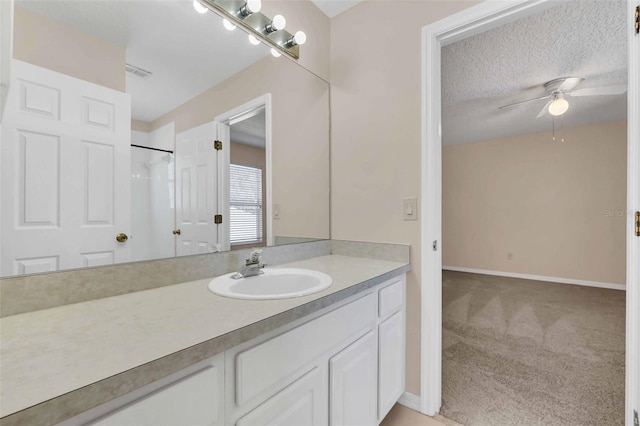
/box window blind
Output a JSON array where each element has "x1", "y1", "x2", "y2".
[{"x1": 229, "y1": 164, "x2": 263, "y2": 245}]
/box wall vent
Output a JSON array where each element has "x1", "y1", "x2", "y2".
[{"x1": 125, "y1": 63, "x2": 153, "y2": 78}]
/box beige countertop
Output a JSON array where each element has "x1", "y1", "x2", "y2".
[{"x1": 0, "y1": 255, "x2": 409, "y2": 422}]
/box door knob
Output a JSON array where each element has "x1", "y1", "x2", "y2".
[
  {"x1": 173, "y1": 229, "x2": 181, "y2": 235},
  {"x1": 116, "y1": 233, "x2": 129, "y2": 243}
]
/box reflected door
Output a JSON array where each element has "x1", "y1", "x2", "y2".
[
  {"x1": 0, "y1": 60, "x2": 131, "y2": 276},
  {"x1": 175, "y1": 122, "x2": 220, "y2": 255}
]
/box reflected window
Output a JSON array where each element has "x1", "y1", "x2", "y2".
[{"x1": 229, "y1": 164, "x2": 263, "y2": 245}]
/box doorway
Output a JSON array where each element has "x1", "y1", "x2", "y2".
[
  {"x1": 216, "y1": 94, "x2": 273, "y2": 250},
  {"x1": 420, "y1": 1, "x2": 640, "y2": 424}
]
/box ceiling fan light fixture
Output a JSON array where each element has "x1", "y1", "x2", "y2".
[{"x1": 548, "y1": 96, "x2": 569, "y2": 116}]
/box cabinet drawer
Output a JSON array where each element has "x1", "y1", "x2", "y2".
[
  {"x1": 378, "y1": 279, "x2": 403, "y2": 318},
  {"x1": 235, "y1": 292, "x2": 376, "y2": 406}
]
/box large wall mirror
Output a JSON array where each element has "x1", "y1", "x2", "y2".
[{"x1": 0, "y1": 0, "x2": 330, "y2": 277}]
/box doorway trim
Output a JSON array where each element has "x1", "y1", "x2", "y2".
[
  {"x1": 420, "y1": 1, "x2": 640, "y2": 424},
  {"x1": 215, "y1": 93, "x2": 273, "y2": 249}
]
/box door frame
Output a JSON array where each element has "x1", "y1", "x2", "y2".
[
  {"x1": 215, "y1": 93, "x2": 273, "y2": 250},
  {"x1": 420, "y1": 1, "x2": 640, "y2": 423}
]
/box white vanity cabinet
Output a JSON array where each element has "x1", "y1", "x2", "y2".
[
  {"x1": 60, "y1": 274, "x2": 406, "y2": 426},
  {"x1": 226, "y1": 274, "x2": 406, "y2": 426}
]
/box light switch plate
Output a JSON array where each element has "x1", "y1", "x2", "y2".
[
  {"x1": 403, "y1": 198, "x2": 418, "y2": 220},
  {"x1": 273, "y1": 204, "x2": 281, "y2": 220}
]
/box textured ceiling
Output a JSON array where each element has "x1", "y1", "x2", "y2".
[
  {"x1": 442, "y1": 0, "x2": 627, "y2": 145},
  {"x1": 17, "y1": 1, "x2": 271, "y2": 122},
  {"x1": 310, "y1": 0, "x2": 364, "y2": 18}
]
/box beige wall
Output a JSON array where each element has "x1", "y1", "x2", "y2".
[
  {"x1": 443, "y1": 121, "x2": 627, "y2": 285},
  {"x1": 12, "y1": 6, "x2": 125, "y2": 92},
  {"x1": 330, "y1": 0, "x2": 480, "y2": 396},
  {"x1": 131, "y1": 119, "x2": 152, "y2": 133},
  {"x1": 153, "y1": 55, "x2": 330, "y2": 240}
]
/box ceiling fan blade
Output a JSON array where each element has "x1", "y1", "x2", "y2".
[
  {"x1": 570, "y1": 85, "x2": 627, "y2": 97},
  {"x1": 556, "y1": 77, "x2": 584, "y2": 92},
  {"x1": 498, "y1": 94, "x2": 551, "y2": 110},
  {"x1": 536, "y1": 100, "x2": 552, "y2": 118}
]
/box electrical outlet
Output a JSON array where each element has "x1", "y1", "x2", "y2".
[{"x1": 507, "y1": 252, "x2": 513, "y2": 260}]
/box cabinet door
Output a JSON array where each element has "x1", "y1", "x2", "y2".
[
  {"x1": 236, "y1": 367, "x2": 327, "y2": 426},
  {"x1": 378, "y1": 311, "x2": 405, "y2": 421},
  {"x1": 329, "y1": 331, "x2": 377, "y2": 426}
]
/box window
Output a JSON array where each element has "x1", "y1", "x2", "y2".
[{"x1": 229, "y1": 164, "x2": 263, "y2": 245}]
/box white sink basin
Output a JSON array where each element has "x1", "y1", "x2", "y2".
[{"x1": 208, "y1": 268, "x2": 333, "y2": 300}]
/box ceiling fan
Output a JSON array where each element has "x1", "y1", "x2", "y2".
[{"x1": 498, "y1": 77, "x2": 627, "y2": 118}]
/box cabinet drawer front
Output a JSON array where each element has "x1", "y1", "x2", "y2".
[
  {"x1": 378, "y1": 279, "x2": 403, "y2": 318},
  {"x1": 235, "y1": 292, "x2": 376, "y2": 406},
  {"x1": 90, "y1": 364, "x2": 222, "y2": 425}
]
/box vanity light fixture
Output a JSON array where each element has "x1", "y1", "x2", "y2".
[
  {"x1": 264, "y1": 15, "x2": 286, "y2": 33},
  {"x1": 238, "y1": 0, "x2": 261, "y2": 17},
  {"x1": 285, "y1": 31, "x2": 306, "y2": 47},
  {"x1": 548, "y1": 95, "x2": 569, "y2": 116},
  {"x1": 223, "y1": 18, "x2": 237, "y2": 31},
  {"x1": 270, "y1": 48, "x2": 282, "y2": 58},
  {"x1": 192, "y1": 0, "x2": 208, "y2": 14},
  {"x1": 197, "y1": 0, "x2": 305, "y2": 59}
]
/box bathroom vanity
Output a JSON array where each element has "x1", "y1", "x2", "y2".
[{"x1": 0, "y1": 254, "x2": 409, "y2": 425}]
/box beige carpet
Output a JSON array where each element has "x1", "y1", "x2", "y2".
[{"x1": 441, "y1": 271, "x2": 625, "y2": 426}]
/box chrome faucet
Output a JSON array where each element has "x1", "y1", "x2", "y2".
[{"x1": 232, "y1": 248, "x2": 266, "y2": 279}]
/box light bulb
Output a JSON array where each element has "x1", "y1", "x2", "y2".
[
  {"x1": 265, "y1": 15, "x2": 286, "y2": 33},
  {"x1": 270, "y1": 48, "x2": 282, "y2": 58},
  {"x1": 286, "y1": 30, "x2": 306, "y2": 47},
  {"x1": 192, "y1": 0, "x2": 208, "y2": 14},
  {"x1": 272, "y1": 15, "x2": 286, "y2": 30},
  {"x1": 248, "y1": 35, "x2": 260, "y2": 45},
  {"x1": 246, "y1": 0, "x2": 261, "y2": 13},
  {"x1": 548, "y1": 97, "x2": 569, "y2": 116},
  {"x1": 293, "y1": 31, "x2": 306, "y2": 45},
  {"x1": 239, "y1": 0, "x2": 261, "y2": 17},
  {"x1": 223, "y1": 19, "x2": 236, "y2": 31}
]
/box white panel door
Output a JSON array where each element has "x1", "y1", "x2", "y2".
[
  {"x1": 0, "y1": 60, "x2": 131, "y2": 276},
  {"x1": 236, "y1": 367, "x2": 327, "y2": 426},
  {"x1": 175, "y1": 122, "x2": 219, "y2": 256},
  {"x1": 378, "y1": 311, "x2": 405, "y2": 421},
  {"x1": 329, "y1": 331, "x2": 377, "y2": 426}
]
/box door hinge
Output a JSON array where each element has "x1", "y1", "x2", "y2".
[
  {"x1": 433, "y1": 240, "x2": 438, "y2": 251},
  {"x1": 636, "y1": 211, "x2": 640, "y2": 236},
  {"x1": 636, "y1": 6, "x2": 640, "y2": 35},
  {"x1": 214, "y1": 140, "x2": 222, "y2": 150},
  {"x1": 634, "y1": 409, "x2": 638, "y2": 426},
  {"x1": 214, "y1": 214, "x2": 223, "y2": 224}
]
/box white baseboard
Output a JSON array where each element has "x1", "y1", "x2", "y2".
[
  {"x1": 397, "y1": 391, "x2": 421, "y2": 412},
  {"x1": 442, "y1": 266, "x2": 626, "y2": 291}
]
